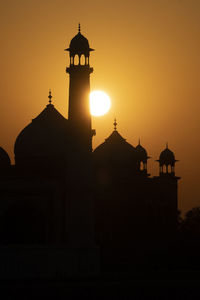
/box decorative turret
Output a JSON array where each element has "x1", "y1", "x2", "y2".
[
  {"x1": 135, "y1": 139, "x2": 149, "y2": 174},
  {"x1": 65, "y1": 24, "x2": 94, "y2": 66},
  {"x1": 157, "y1": 143, "x2": 178, "y2": 176}
]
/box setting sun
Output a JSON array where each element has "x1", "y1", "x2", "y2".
[{"x1": 90, "y1": 91, "x2": 111, "y2": 116}]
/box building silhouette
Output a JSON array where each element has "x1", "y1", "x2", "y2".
[{"x1": 0, "y1": 26, "x2": 179, "y2": 277}]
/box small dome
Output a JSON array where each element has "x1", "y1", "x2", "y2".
[
  {"x1": 135, "y1": 141, "x2": 148, "y2": 162},
  {"x1": 70, "y1": 33, "x2": 89, "y2": 50},
  {"x1": 0, "y1": 147, "x2": 11, "y2": 168},
  {"x1": 66, "y1": 26, "x2": 94, "y2": 56},
  {"x1": 14, "y1": 103, "x2": 70, "y2": 166},
  {"x1": 159, "y1": 145, "x2": 176, "y2": 166},
  {"x1": 93, "y1": 130, "x2": 138, "y2": 168}
]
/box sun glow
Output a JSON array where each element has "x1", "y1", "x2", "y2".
[{"x1": 90, "y1": 91, "x2": 111, "y2": 116}]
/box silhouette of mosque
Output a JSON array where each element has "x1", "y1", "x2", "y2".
[{"x1": 0, "y1": 26, "x2": 180, "y2": 277}]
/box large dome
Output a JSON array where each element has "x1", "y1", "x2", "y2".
[
  {"x1": 0, "y1": 147, "x2": 11, "y2": 168},
  {"x1": 93, "y1": 130, "x2": 138, "y2": 168},
  {"x1": 14, "y1": 103, "x2": 70, "y2": 167}
]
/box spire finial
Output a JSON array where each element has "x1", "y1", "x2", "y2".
[
  {"x1": 138, "y1": 138, "x2": 141, "y2": 145},
  {"x1": 78, "y1": 23, "x2": 81, "y2": 33},
  {"x1": 166, "y1": 142, "x2": 168, "y2": 149},
  {"x1": 113, "y1": 118, "x2": 117, "y2": 131},
  {"x1": 48, "y1": 89, "x2": 52, "y2": 104}
]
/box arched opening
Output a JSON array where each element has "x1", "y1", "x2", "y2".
[
  {"x1": 139, "y1": 161, "x2": 147, "y2": 171},
  {"x1": 143, "y1": 162, "x2": 147, "y2": 171},
  {"x1": 160, "y1": 165, "x2": 164, "y2": 174},
  {"x1": 80, "y1": 54, "x2": 85, "y2": 65},
  {"x1": 74, "y1": 54, "x2": 79, "y2": 65}
]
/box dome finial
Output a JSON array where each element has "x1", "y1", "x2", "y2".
[
  {"x1": 166, "y1": 142, "x2": 168, "y2": 149},
  {"x1": 78, "y1": 23, "x2": 81, "y2": 33},
  {"x1": 48, "y1": 89, "x2": 52, "y2": 104},
  {"x1": 113, "y1": 118, "x2": 117, "y2": 131},
  {"x1": 138, "y1": 138, "x2": 141, "y2": 145}
]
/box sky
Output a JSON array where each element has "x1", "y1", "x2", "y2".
[{"x1": 0, "y1": 0, "x2": 200, "y2": 213}]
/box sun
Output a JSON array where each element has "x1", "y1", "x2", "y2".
[{"x1": 90, "y1": 90, "x2": 111, "y2": 116}]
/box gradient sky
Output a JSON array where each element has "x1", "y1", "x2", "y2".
[{"x1": 0, "y1": 0, "x2": 200, "y2": 213}]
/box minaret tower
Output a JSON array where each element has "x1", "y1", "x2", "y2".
[
  {"x1": 65, "y1": 24, "x2": 94, "y2": 152},
  {"x1": 64, "y1": 26, "x2": 97, "y2": 249}
]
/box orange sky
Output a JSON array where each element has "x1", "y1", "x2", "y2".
[{"x1": 0, "y1": 0, "x2": 200, "y2": 214}]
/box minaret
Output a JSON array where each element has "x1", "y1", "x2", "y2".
[
  {"x1": 65, "y1": 24, "x2": 94, "y2": 152},
  {"x1": 64, "y1": 26, "x2": 97, "y2": 249}
]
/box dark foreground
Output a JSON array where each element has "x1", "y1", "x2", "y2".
[{"x1": 1, "y1": 271, "x2": 200, "y2": 299}]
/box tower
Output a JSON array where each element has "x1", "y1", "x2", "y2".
[
  {"x1": 65, "y1": 24, "x2": 94, "y2": 152},
  {"x1": 154, "y1": 144, "x2": 180, "y2": 237},
  {"x1": 65, "y1": 26, "x2": 96, "y2": 248}
]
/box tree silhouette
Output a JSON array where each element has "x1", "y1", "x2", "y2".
[
  {"x1": 173, "y1": 207, "x2": 200, "y2": 270},
  {"x1": 180, "y1": 207, "x2": 200, "y2": 238}
]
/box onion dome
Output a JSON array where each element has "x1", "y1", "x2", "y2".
[
  {"x1": 93, "y1": 119, "x2": 138, "y2": 168},
  {"x1": 135, "y1": 139, "x2": 148, "y2": 162},
  {"x1": 14, "y1": 92, "x2": 70, "y2": 167},
  {"x1": 65, "y1": 24, "x2": 94, "y2": 56},
  {"x1": 0, "y1": 147, "x2": 11, "y2": 168},
  {"x1": 158, "y1": 143, "x2": 176, "y2": 166}
]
